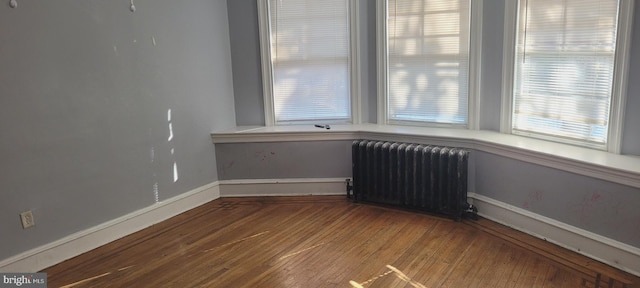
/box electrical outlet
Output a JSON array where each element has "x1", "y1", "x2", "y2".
[{"x1": 20, "y1": 210, "x2": 35, "y2": 229}]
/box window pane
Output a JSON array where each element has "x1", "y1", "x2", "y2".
[
  {"x1": 512, "y1": 0, "x2": 619, "y2": 144},
  {"x1": 268, "y1": 0, "x2": 351, "y2": 123},
  {"x1": 387, "y1": 0, "x2": 470, "y2": 124}
]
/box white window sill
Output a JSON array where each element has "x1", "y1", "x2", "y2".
[{"x1": 211, "y1": 124, "x2": 640, "y2": 189}]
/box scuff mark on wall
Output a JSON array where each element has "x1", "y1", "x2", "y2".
[
  {"x1": 522, "y1": 190, "x2": 544, "y2": 209},
  {"x1": 575, "y1": 192, "x2": 603, "y2": 225},
  {"x1": 253, "y1": 149, "x2": 277, "y2": 163},
  {"x1": 567, "y1": 191, "x2": 628, "y2": 230},
  {"x1": 221, "y1": 161, "x2": 235, "y2": 177}
]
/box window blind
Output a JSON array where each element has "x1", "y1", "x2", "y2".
[
  {"x1": 268, "y1": 0, "x2": 351, "y2": 123},
  {"x1": 386, "y1": 0, "x2": 470, "y2": 125},
  {"x1": 512, "y1": 0, "x2": 620, "y2": 145}
]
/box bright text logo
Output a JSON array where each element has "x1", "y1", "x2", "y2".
[{"x1": 0, "y1": 273, "x2": 46, "y2": 288}]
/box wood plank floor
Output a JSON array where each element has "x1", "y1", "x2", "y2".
[{"x1": 43, "y1": 196, "x2": 639, "y2": 287}]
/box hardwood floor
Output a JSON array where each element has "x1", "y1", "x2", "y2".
[{"x1": 43, "y1": 196, "x2": 639, "y2": 287}]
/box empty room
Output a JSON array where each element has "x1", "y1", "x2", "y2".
[{"x1": 1, "y1": 0, "x2": 640, "y2": 287}]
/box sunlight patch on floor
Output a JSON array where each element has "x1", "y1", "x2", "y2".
[
  {"x1": 349, "y1": 265, "x2": 426, "y2": 288},
  {"x1": 199, "y1": 231, "x2": 271, "y2": 254},
  {"x1": 277, "y1": 242, "x2": 326, "y2": 260},
  {"x1": 59, "y1": 265, "x2": 135, "y2": 288}
]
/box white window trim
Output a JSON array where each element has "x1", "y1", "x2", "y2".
[
  {"x1": 608, "y1": 0, "x2": 634, "y2": 154},
  {"x1": 257, "y1": 0, "x2": 361, "y2": 126},
  {"x1": 499, "y1": 0, "x2": 517, "y2": 135},
  {"x1": 468, "y1": 0, "x2": 483, "y2": 130},
  {"x1": 257, "y1": 0, "x2": 274, "y2": 126},
  {"x1": 500, "y1": 0, "x2": 635, "y2": 153},
  {"x1": 350, "y1": 0, "x2": 362, "y2": 124},
  {"x1": 376, "y1": 0, "x2": 483, "y2": 129}
]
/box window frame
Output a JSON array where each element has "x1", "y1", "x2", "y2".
[
  {"x1": 500, "y1": 0, "x2": 634, "y2": 153},
  {"x1": 376, "y1": 0, "x2": 483, "y2": 129},
  {"x1": 257, "y1": 0, "x2": 361, "y2": 126}
]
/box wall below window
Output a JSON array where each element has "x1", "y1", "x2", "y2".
[
  {"x1": 474, "y1": 150, "x2": 640, "y2": 247},
  {"x1": 216, "y1": 141, "x2": 352, "y2": 180}
]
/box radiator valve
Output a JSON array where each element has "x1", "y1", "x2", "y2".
[{"x1": 465, "y1": 203, "x2": 479, "y2": 220}]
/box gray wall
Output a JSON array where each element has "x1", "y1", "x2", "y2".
[
  {"x1": 227, "y1": 0, "x2": 264, "y2": 126},
  {"x1": 359, "y1": 0, "x2": 379, "y2": 124},
  {"x1": 475, "y1": 151, "x2": 640, "y2": 247},
  {"x1": 216, "y1": 141, "x2": 352, "y2": 180},
  {"x1": 0, "y1": 0, "x2": 235, "y2": 260},
  {"x1": 621, "y1": 1, "x2": 640, "y2": 155},
  {"x1": 479, "y1": 0, "x2": 505, "y2": 131}
]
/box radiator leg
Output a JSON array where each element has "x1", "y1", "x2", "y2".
[{"x1": 346, "y1": 179, "x2": 353, "y2": 200}]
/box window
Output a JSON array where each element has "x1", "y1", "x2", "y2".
[
  {"x1": 257, "y1": 0, "x2": 357, "y2": 125},
  {"x1": 503, "y1": 0, "x2": 633, "y2": 150},
  {"x1": 378, "y1": 0, "x2": 480, "y2": 127}
]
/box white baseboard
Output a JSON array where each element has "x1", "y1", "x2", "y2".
[
  {"x1": 4, "y1": 181, "x2": 636, "y2": 278},
  {"x1": 0, "y1": 182, "x2": 221, "y2": 273},
  {"x1": 219, "y1": 178, "x2": 350, "y2": 197},
  {"x1": 469, "y1": 193, "x2": 640, "y2": 277}
]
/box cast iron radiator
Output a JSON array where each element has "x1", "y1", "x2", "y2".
[{"x1": 348, "y1": 140, "x2": 477, "y2": 220}]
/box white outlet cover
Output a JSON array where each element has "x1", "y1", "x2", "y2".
[{"x1": 20, "y1": 211, "x2": 35, "y2": 229}]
